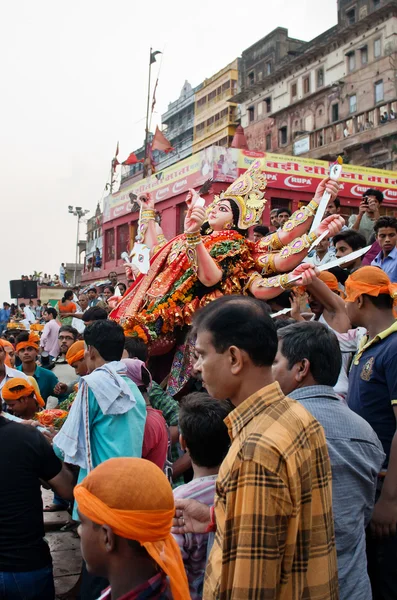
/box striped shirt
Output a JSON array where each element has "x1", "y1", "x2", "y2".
[{"x1": 204, "y1": 382, "x2": 338, "y2": 600}]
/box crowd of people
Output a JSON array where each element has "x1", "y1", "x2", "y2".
[{"x1": 1, "y1": 182, "x2": 397, "y2": 600}]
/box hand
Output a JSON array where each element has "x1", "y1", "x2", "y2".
[
  {"x1": 184, "y1": 198, "x2": 207, "y2": 234},
  {"x1": 370, "y1": 495, "x2": 397, "y2": 537},
  {"x1": 313, "y1": 177, "x2": 340, "y2": 204},
  {"x1": 368, "y1": 199, "x2": 380, "y2": 218},
  {"x1": 40, "y1": 426, "x2": 57, "y2": 444},
  {"x1": 171, "y1": 498, "x2": 211, "y2": 535},
  {"x1": 317, "y1": 214, "x2": 345, "y2": 237},
  {"x1": 137, "y1": 192, "x2": 155, "y2": 210},
  {"x1": 290, "y1": 263, "x2": 318, "y2": 286},
  {"x1": 289, "y1": 291, "x2": 304, "y2": 321},
  {"x1": 358, "y1": 200, "x2": 369, "y2": 216},
  {"x1": 54, "y1": 382, "x2": 68, "y2": 396}
]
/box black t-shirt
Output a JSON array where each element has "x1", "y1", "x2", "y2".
[{"x1": 0, "y1": 417, "x2": 62, "y2": 571}]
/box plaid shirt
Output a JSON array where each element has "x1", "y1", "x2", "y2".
[{"x1": 204, "y1": 382, "x2": 338, "y2": 600}]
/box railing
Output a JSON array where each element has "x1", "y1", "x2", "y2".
[
  {"x1": 194, "y1": 116, "x2": 230, "y2": 140},
  {"x1": 166, "y1": 119, "x2": 194, "y2": 139},
  {"x1": 195, "y1": 88, "x2": 237, "y2": 115}
]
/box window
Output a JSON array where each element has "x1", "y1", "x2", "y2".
[
  {"x1": 347, "y1": 51, "x2": 356, "y2": 71},
  {"x1": 332, "y1": 103, "x2": 339, "y2": 122},
  {"x1": 375, "y1": 80, "x2": 384, "y2": 103},
  {"x1": 373, "y1": 0, "x2": 381, "y2": 7},
  {"x1": 258, "y1": 71, "x2": 263, "y2": 80},
  {"x1": 346, "y1": 8, "x2": 356, "y2": 24},
  {"x1": 291, "y1": 82, "x2": 297, "y2": 100},
  {"x1": 264, "y1": 97, "x2": 272, "y2": 113},
  {"x1": 117, "y1": 224, "x2": 129, "y2": 255},
  {"x1": 279, "y1": 126, "x2": 288, "y2": 146},
  {"x1": 105, "y1": 229, "x2": 115, "y2": 262},
  {"x1": 266, "y1": 62, "x2": 272, "y2": 75},
  {"x1": 317, "y1": 67, "x2": 324, "y2": 88},
  {"x1": 266, "y1": 133, "x2": 272, "y2": 150},
  {"x1": 349, "y1": 94, "x2": 357, "y2": 113},
  {"x1": 360, "y1": 46, "x2": 368, "y2": 65},
  {"x1": 258, "y1": 102, "x2": 263, "y2": 116},
  {"x1": 303, "y1": 76, "x2": 310, "y2": 94},
  {"x1": 248, "y1": 71, "x2": 255, "y2": 86},
  {"x1": 374, "y1": 38, "x2": 381, "y2": 58},
  {"x1": 248, "y1": 106, "x2": 255, "y2": 123}
]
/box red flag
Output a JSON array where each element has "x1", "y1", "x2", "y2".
[
  {"x1": 151, "y1": 78, "x2": 158, "y2": 114},
  {"x1": 112, "y1": 158, "x2": 119, "y2": 172},
  {"x1": 122, "y1": 152, "x2": 144, "y2": 165},
  {"x1": 151, "y1": 126, "x2": 174, "y2": 153},
  {"x1": 115, "y1": 141, "x2": 119, "y2": 157}
]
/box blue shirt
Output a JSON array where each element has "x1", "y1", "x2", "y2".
[
  {"x1": 371, "y1": 245, "x2": 397, "y2": 282},
  {"x1": 289, "y1": 385, "x2": 385, "y2": 600},
  {"x1": 0, "y1": 309, "x2": 10, "y2": 323},
  {"x1": 347, "y1": 321, "x2": 397, "y2": 467},
  {"x1": 17, "y1": 365, "x2": 60, "y2": 403}
]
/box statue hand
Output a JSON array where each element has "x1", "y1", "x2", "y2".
[
  {"x1": 290, "y1": 263, "x2": 318, "y2": 286},
  {"x1": 313, "y1": 177, "x2": 340, "y2": 204},
  {"x1": 184, "y1": 206, "x2": 206, "y2": 233},
  {"x1": 138, "y1": 192, "x2": 155, "y2": 210},
  {"x1": 317, "y1": 214, "x2": 345, "y2": 236}
]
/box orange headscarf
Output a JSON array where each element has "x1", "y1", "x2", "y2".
[
  {"x1": 345, "y1": 266, "x2": 397, "y2": 303},
  {"x1": 16, "y1": 332, "x2": 40, "y2": 353},
  {"x1": 2, "y1": 377, "x2": 45, "y2": 408},
  {"x1": 0, "y1": 339, "x2": 14, "y2": 367},
  {"x1": 66, "y1": 341, "x2": 85, "y2": 366},
  {"x1": 74, "y1": 458, "x2": 190, "y2": 600},
  {"x1": 318, "y1": 271, "x2": 339, "y2": 292}
]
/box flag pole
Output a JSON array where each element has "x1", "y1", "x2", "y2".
[{"x1": 144, "y1": 47, "x2": 152, "y2": 178}]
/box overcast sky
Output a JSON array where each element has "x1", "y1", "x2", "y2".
[{"x1": 0, "y1": 0, "x2": 337, "y2": 302}]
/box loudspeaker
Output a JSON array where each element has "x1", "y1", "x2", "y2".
[
  {"x1": 9, "y1": 280, "x2": 38, "y2": 299},
  {"x1": 10, "y1": 280, "x2": 25, "y2": 299},
  {"x1": 24, "y1": 280, "x2": 38, "y2": 299}
]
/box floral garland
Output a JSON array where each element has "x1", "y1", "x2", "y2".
[
  {"x1": 34, "y1": 390, "x2": 77, "y2": 430},
  {"x1": 124, "y1": 231, "x2": 254, "y2": 344}
]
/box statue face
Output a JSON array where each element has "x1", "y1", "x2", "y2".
[{"x1": 208, "y1": 200, "x2": 234, "y2": 231}]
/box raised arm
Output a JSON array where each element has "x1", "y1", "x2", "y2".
[
  {"x1": 306, "y1": 277, "x2": 351, "y2": 333},
  {"x1": 249, "y1": 263, "x2": 317, "y2": 301}
]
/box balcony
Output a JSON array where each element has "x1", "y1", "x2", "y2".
[
  {"x1": 162, "y1": 93, "x2": 195, "y2": 123},
  {"x1": 165, "y1": 118, "x2": 194, "y2": 140},
  {"x1": 196, "y1": 88, "x2": 237, "y2": 116},
  {"x1": 298, "y1": 100, "x2": 397, "y2": 161},
  {"x1": 194, "y1": 116, "x2": 231, "y2": 141}
]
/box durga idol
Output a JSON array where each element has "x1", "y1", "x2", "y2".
[{"x1": 110, "y1": 159, "x2": 343, "y2": 392}]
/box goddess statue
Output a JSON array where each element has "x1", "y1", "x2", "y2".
[{"x1": 110, "y1": 160, "x2": 343, "y2": 393}]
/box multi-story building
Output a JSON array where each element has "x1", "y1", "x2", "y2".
[
  {"x1": 85, "y1": 204, "x2": 103, "y2": 272},
  {"x1": 192, "y1": 59, "x2": 239, "y2": 154},
  {"x1": 233, "y1": 0, "x2": 397, "y2": 170}
]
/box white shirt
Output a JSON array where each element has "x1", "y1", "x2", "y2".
[{"x1": 23, "y1": 306, "x2": 36, "y2": 324}]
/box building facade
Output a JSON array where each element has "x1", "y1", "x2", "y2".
[
  {"x1": 233, "y1": 0, "x2": 397, "y2": 170},
  {"x1": 192, "y1": 59, "x2": 239, "y2": 154}
]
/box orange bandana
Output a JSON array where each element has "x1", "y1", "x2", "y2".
[
  {"x1": 0, "y1": 339, "x2": 14, "y2": 367},
  {"x1": 345, "y1": 266, "x2": 397, "y2": 303},
  {"x1": 2, "y1": 377, "x2": 45, "y2": 408},
  {"x1": 16, "y1": 332, "x2": 40, "y2": 353},
  {"x1": 66, "y1": 341, "x2": 85, "y2": 366},
  {"x1": 318, "y1": 271, "x2": 339, "y2": 292},
  {"x1": 74, "y1": 458, "x2": 190, "y2": 600}
]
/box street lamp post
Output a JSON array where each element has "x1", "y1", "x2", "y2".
[{"x1": 68, "y1": 206, "x2": 90, "y2": 285}]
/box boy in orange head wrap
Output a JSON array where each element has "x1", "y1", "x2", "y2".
[
  {"x1": 66, "y1": 340, "x2": 88, "y2": 377},
  {"x1": 1, "y1": 377, "x2": 45, "y2": 419},
  {"x1": 345, "y1": 266, "x2": 397, "y2": 597},
  {"x1": 75, "y1": 457, "x2": 190, "y2": 600}
]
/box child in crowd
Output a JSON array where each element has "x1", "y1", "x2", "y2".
[{"x1": 172, "y1": 392, "x2": 232, "y2": 599}]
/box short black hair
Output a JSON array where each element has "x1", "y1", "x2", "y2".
[
  {"x1": 44, "y1": 307, "x2": 58, "y2": 319},
  {"x1": 104, "y1": 285, "x2": 115, "y2": 294},
  {"x1": 179, "y1": 392, "x2": 232, "y2": 468},
  {"x1": 59, "y1": 325, "x2": 78, "y2": 340},
  {"x1": 333, "y1": 229, "x2": 367, "y2": 251},
  {"x1": 268, "y1": 290, "x2": 292, "y2": 310},
  {"x1": 374, "y1": 216, "x2": 397, "y2": 235},
  {"x1": 253, "y1": 225, "x2": 270, "y2": 236},
  {"x1": 364, "y1": 188, "x2": 383, "y2": 204},
  {"x1": 82, "y1": 307, "x2": 108, "y2": 323},
  {"x1": 87, "y1": 287, "x2": 97, "y2": 294},
  {"x1": 277, "y1": 207, "x2": 291, "y2": 218},
  {"x1": 277, "y1": 321, "x2": 342, "y2": 387},
  {"x1": 193, "y1": 296, "x2": 278, "y2": 367},
  {"x1": 124, "y1": 337, "x2": 149, "y2": 362},
  {"x1": 273, "y1": 318, "x2": 296, "y2": 330},
  {"x1": 366, "y1": 294, "x2": 394, "y2": 310},
  {"x1": 16, "y1": 331, "x2": 30, "y2": 345},
  {"x1": 20, "y1": 303, "x2": 26, "y2": 308},
  {"x1": 84, "y1": 320, "x2": 125, "y2": 361},
  {"x1": 331, "y1": 197, "x2": 341, "y2": 209}
]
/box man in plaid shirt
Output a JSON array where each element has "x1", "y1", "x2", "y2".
[{"x1": 174, "y1": 295, "x2": 338, "y2": 599}]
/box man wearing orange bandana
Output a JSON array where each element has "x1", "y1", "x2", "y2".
[
  {"x1": 16, "y1": 331, "x2": 67, "y2": 404},
  {"x1": 345, "y1": 266, "x2": 397, "y2": 599},
  {"x1": 66, "y1": 340, "x2": 88, "y2": 377},
  {"x1": 0, "y1": 340, "x2": 29, "y2": 399},
  {"x1": 1, "y1": 377, "x2": 45, "y2": 420},
  {"x1": 75, "y1": 457, "x2": 189, "y2": 600}
]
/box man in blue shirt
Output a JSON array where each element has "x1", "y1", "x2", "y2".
[
  {"x1": 345, "y1": 266, "x2": 397, "y2": 600},
  {"x1": 0, "y1": 303, "x2": 10, "y2": 335},
  {"x1": 273, "y1": 320, "x2": 385, "y2": 600},
  {"x1": 371, "y1": 215, "x2": 397, "y2": 282},
  {"x1": 15, "y1": 332, "x2": 67, "y2": 404}
]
